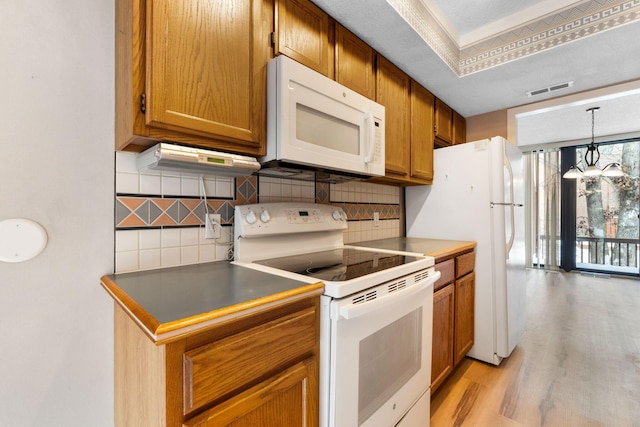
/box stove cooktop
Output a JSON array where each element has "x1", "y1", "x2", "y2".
[{"x1": 254, "y1": 247, "x2": 423, "y2": 282}]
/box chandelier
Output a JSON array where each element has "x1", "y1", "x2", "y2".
[{"x1": 562, "y1": 107, "x2": 624, "y2": 179}]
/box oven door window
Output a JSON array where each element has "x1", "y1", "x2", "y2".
[
  {"x1": 358, "y1": 309, "x2": 422, "y2": 425},
  {"x1": 327, "y1": 277, "x2": 434, "y2": 427}
]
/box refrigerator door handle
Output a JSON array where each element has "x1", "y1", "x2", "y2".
[
  {"x1": 504, "y1": 149, "x2": 516, "y2": 258},
  {"x1": 490, "y1": 202, "x2": 523, "y2": 207}
]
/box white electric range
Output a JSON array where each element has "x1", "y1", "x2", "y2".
[{"x1": 233, "y1": 202, "x2": 439, "y2": 427}]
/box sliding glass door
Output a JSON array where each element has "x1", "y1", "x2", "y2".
[
  {"x1": 525, "y1": 149, "x2": 562, "y2": 270},
  {"x1": 572, "y1": 140, "x2": 640, "y2": 275}
]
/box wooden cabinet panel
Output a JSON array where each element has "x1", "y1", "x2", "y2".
[
  {"x1": 410, "y1": 81, "x2": 435, "y2": 183},
  {"x1": 456, "y1": 251, "x2": 475, "y2": 278},
  {"x1": 183, "y1": 306, "x2": 316, "y2": 414},
  {"x1": 434, "y1": 98, "x2": 453, "y2": 147},
  {"x1": 335, "y1": 24, "x2": 375, "y2": 99},
  {"x1": 453, "y1": 111, "x2": 466, "y2": 145},
  {"x1": 376, "y1": 55, "x2": 410, "y2": 178},
  {"x1": 431, "y1": 284, "x2": 455, "y2": 393},
  {"x1": 454, "y1": 272, "x2": 475, "y2": 367},
  {"x1": 275, "y1": 0, "x2": 333, "y2": 77},
  {"x1": 183, "y1": 358, "x2": 317, "y2": 427},
  {"x1": 433, "y1": 258, "x2": 454, "y2": 291},
  {"x1": 116, "y1": 0, "x2": 270, "y2": 155},
  {"x1": 431, "y1": 249, "x2": 475, "y2": 392},
  {"x1": 114, "y1": 293, "x2": 320, "y2": 427}
]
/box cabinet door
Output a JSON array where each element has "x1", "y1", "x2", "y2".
[
  {"x1": 183, "y1": 358, "x2": 318, "y2": 427},
  {"x1": 453, "y1": 111, "x2": 466, "y2": 145},
  {"x1": 335, "y1": 24, "x2": 375, "y2": 99},
  {"x1": 275, "y1": 0, "x2": 333, "y2": 77},
  {"x1": 410, "y1": 81, "x2": 435, "y2": 183},
  {"x1": 434, "y1": 98, "x2": 453, "y2": 146},
  {"x1": 454, "y1": 272, "x2": 475, "y2": 366},
  {"x1": 376, "y1": 55, "x2": 410, "y2": 178},
  {"x1": 146, "y1": 0, "x2": 269, "y2": 153},
  {"x1": 431, "y1": 284, "x2": 454, "y2": 393}
]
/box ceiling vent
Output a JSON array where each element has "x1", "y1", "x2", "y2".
[{"x1": 526, "y1": 81, "x2": 574, "y2": 97}]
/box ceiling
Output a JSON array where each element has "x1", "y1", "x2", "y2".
[{"x1": 310, "y1": 0, "x2": 640, "y2": 147}]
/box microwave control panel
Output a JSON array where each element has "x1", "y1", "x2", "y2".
[{"x1": 374, "y1": 119, "x2": 383, "y2": 165}]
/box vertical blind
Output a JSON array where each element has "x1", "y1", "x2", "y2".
[{"x1": 524, "y1": 149, "x2": 562, "y2": 270}]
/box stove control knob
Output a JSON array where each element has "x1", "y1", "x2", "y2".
[
  {"x1": 260, "y1": 210, "x2": 271, "y2": 223},
  {"x1": 332, "y1": 210, "x2": 346, "y2": 221},
  {"x1": 245, "y1": 210, "x2": 257, "y2": 225}
]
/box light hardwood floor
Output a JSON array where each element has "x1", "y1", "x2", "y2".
[{"x1": 430, "y1": 270, "x2": 640, "y2": 427}]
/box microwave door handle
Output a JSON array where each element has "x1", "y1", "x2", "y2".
[
  {"x1": 339, "y1": 271, "x2": 440, "y2": 320},
  {"x1": 363, "y1": 111, "x2": 375, "y2": 163}
]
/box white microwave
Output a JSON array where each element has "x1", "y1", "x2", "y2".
[{"x1": 264, "y1": 55, "x2": 385, "y2": 178}]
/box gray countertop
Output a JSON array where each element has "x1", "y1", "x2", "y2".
[{"x1": 101, "y1": 261, "x2": 322, "y2": 343}]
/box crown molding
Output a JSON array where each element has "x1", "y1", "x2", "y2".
[{"x1": 386, "y1": 0, "x2": 640, "y2": 77}]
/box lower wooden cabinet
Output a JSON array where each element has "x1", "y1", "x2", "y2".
[
  {"x1": 454, "y1": 272, "x2": 475, "y2": 366},
  {"x1": 431, "y1": 283, "x2": 455, "y2": 392},
  {"x1": 114, "y1": 295, "x2": 320, "y2": 426},
  {"x1": 431, "y1": 249, "x2": 475, "y2": 393}
]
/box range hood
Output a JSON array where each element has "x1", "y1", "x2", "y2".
[
  {"x1": 257, "y1": 160, "x2": 368, "y2": 183},
  {"x1": 136, "y1": 143, "x2": 260, "y2": 177}
]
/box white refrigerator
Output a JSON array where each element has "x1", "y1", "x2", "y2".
[{"x1": 405, "y1": 136, "x2": 526, "y2": 365}]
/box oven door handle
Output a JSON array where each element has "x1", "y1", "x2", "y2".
[{"x1": 339, "y1": 271, "x2": 440, "y2": 320}]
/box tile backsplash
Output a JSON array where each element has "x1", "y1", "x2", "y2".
[{"x1": 114, "y1": 151, "x2": 402, "y2": 272}]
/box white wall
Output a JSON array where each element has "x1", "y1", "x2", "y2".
[{"x1": 0, "y1": 1, "x2": 114, "y2": 426}]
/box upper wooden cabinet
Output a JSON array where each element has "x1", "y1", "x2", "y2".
[
  {"x1": 116, "y1": 0, "x2": 271, "y2": 155},
  {"x1": 335, "y1": 25, "x2": 375, "y2": 99},
  {"x1": 453, "y1": 111, "x2": 467, "y2": 145},
  {"x1": 434, "y1": 98, "x2": 453, "y2": 147},
  {"x1": 376, "y1": 55, "x2": 411, "y2": 179},
  {"x1": 274, "y1": 0, "x2": 334, "y2": 77},
  {"x1": 410, "y1": 81, "x2": 435, "y2": 183}
]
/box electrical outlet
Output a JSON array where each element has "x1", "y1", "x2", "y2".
[
  {"x1": 373, "y1": 211, "x2": 380, "y2": 227},
  {"x1": 205, "y1": 214, "x2": 222, "y2": 239}
]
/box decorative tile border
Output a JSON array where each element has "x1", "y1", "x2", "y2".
[
  {"x1": 330, "y1": 202, "x2": 401, "y2": 221},
  {"x1": 316, "y1": 182, "x2": 330, "y2": 204},
  {"x1": 115, "y1": 177, "x2": 257, "y2": 229},
  {"x1": 387, "y1": 0, "x2": 640, "y2": 76}
]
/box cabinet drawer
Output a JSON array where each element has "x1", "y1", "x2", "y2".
[
  {"x1": 183, "y1": 306, "x2": 317, "y2": 414},
  {"x1": 183, "y1": 358, "x2": 316, "y2": 427},
  {"x1": 434, "y1": 259, "x2": 455, "y2": 291},
  {"x1": 456, "y1": 251, "x2": 475, "y2": 278}
]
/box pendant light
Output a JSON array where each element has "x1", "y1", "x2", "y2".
[{"x1": 562, "y1": 107, "x2": 625, "y2": 179}]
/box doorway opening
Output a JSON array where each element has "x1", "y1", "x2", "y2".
[{"x1": 559, "y1": 139, "x2": 640, "y2": 276}]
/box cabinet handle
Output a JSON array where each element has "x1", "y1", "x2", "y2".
[{"x1": 139, "y1": 94, "x2": 146, "y2": 114}]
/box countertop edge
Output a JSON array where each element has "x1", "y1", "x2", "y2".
[
  {"x1": 429, "y1": 242, "x2": 477, "y2": 262},
  {"x1": 100, "y1": 274, "x2": 323, "y2": 345},
  {"x1": 100, "y1": 275, "x2": 161, "y2": 335}
]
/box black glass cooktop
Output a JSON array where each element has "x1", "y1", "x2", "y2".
[{"x1": 254, "y1": 248, "x2": 422, "y2": 282}]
